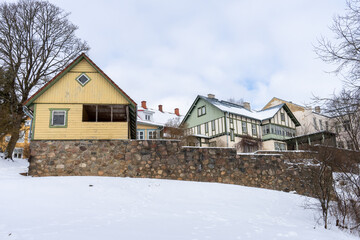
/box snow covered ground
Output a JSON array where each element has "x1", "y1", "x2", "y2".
[{"x1": 0, "y1": 158, "x2": 357, "y2": 240}]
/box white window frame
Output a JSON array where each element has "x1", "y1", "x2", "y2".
[
  {"x1": 13, "y1": 148, "x2": 23, "y2": 159},
  {"x1": 251, "y1": 124, "x2": 257, "y2": 136},
  {"x1": 51, "y1": 110, "x2": 66, "y2": 126},
  {"x1": 147, "y1": 130, "x2": 156, "y2": 139},
  {"x1": 137, "y1": 130, "x2": 145, "y2": 140},
  {"x1": 76, "y1": 73, "x2": 91, "y2": 86}
]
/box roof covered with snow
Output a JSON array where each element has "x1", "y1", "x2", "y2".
[
  {"x1": 137, "y1": 106, "x2": 184, "y2": 127},
  {"x1": 199, "y1": 95, "x2": 284, "y2": 121}
]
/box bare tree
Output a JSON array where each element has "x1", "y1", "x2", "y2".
[
  {"x1": 0, "y1": 0, "x2": 89, "y2": 159},
  {"x1": 316, "y1": 89, "x2": 360, "y2": 151},
  {"x1": 315, "y1": 0, "x2": 360, "y2": 88}
]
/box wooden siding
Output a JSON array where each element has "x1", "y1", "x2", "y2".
[
  {"x1": 269, "y1": 108, "x2": 296, "y2": 129},
  {"x1": 185, "y1": 98, "x2": 224, "y2": 128},
  {"x1": 34, "y1": 59, "x2": 129, "y2": 105},
  {"x1": 33, "y1": 104, "x2": 128, "y2": 140},
  {"x1": 137, "y1": 124, "x2": 159, "y2": 139}
]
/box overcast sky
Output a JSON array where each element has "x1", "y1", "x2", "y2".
[{"x1": 48, "y1": 0, "x2": 346, "y2": 113}]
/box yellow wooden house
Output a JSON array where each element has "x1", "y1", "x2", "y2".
[
  {"x1": 24, "y1": 53, "x2": 137, "y2": 140},
  {"x1": 0, "y1": 117, "x2": 31, "y2": 159}
]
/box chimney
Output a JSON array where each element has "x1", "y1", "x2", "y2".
[
  {"x1": 158, "y1": 104, "x2": 163, "y2": 112},
  {"x1": 315, "y1": 106, "x2": 321, "y2": 113},
  {"x1": 207, "y1": 93, "x2": 215, "y2": 99},
  {"x1": 174, "y1": 108, "x2": 180, "y2": 116},
  {"x1": 141, "y1": 101, "x2": 147, "y2": 109},
  {"x1": 243, "y1": 102, "x2": 251, "y2": 110}
]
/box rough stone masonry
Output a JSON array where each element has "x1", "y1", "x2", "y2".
[{"x1": 29, "y1": 140, "x2": 318, "y2": 196}]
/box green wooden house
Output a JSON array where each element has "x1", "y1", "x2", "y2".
[{"x1": 182, "y1": 94, "x2": 300, "y2": 152}]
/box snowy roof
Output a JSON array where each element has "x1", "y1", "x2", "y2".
[
  {"x1": 137, "y1": 106, "x2": 184, "y2": 127},
  {"x1": 199, "y1": 95, "x2": 283, "y2": 121}
]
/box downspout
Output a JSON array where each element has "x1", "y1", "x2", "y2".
[
  {"x1": 224, "y1": 112, "x2": 229, "y2": 147},
  {"x1": 23, "y1": 106, "x2": 33, "y2": 140}
]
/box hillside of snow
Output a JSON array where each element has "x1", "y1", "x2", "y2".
[{"x1": 0, "y1": 158, "x2": 357, "y2": 240}]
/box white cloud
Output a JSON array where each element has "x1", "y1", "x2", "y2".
[{"x1": 50, "y1": 0, "x2": 346, "y2": 112}]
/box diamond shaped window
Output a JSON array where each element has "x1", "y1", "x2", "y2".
[{"x1": 76, "y1": 73, "x2": 90, "y2": 86}]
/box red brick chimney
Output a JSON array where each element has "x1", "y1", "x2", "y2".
[
  {"x1": 141, "y1": 101, "x2": 147, "y2": 109},
  {"x1": 158, "y1": 105, "x2": 163, "y2": 112},
  {"x1": 174, "y1": 108, "x2": 180, "y2": 116}
]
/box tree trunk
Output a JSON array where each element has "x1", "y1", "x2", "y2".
[{"x1": 4, "y1": 117, "x2": 22, "y2": 160}]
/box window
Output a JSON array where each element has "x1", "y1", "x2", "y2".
[
  {"x1": 325, "y1": 121, "x2": 329, "y2": 131},
  {"x1": 343, "y1": 120, "x2": 350, "y2": 131},
  {"x1": 83, "y1": 105, "x2": 127, "y2": 122},
  {"x1": 50, "y1": 109, "x2": 68, "y2": 127},
  {"x1": 145, "y1": 114, "x2": 151, "y2": 121},
  {"x1": 274, "y1": 142, "x2": 286, "y2": 151},
  {"x1": 313, "y1": 117, "x2": 318, "y2": 130},
  {"x1": 229, "y1": 117, "x2": 233, "y2": 124},
  {"x1": 28, "y1": 131, "x2": 31, "y2": 143},
  {"x1": 280, "y1": 113, "x2": 285, "y2": 121},
  {"x1": 336, "y1": 122, "x2": 341, "y2": 133},
  {"x1": 211, "y1": 120, "x2": 216, "y2": 132},
  {"x1": 17, "y1": 131, "x2": 25, "y2": 143},
  {"x1": 230, "y1": 129, "x2": 234, "y2": 141},
  {"x1": 13, "y1": 148, "x2": 23, "y2": 159},
  {"x1": 337, "y1": 141, "x2": 344, "y2": 149},
  {"x1": 5, "y1": 136, "x2": 10, "y2": 142},
  {"x1": 197, "y1": 106, "x2": 206, "y2": 117},
  {"x1": 197, "y1": 125, "x2": 201, "y2": 134},
  {"x1": 205, "y1": 123, "x2": 209, "y2": 133},
  {"x1": 262, "y1": 125, "x2": 270, "y2": 135},
  {"x1": 319, "y1": 120, "x2": 323, "y2": 131},
  {"x1": 76, "y1": 73, "x2": 91, "y2": 86},
  {"x1": 137, "y1": 130, "x2": 145, "y2": 140},
  {"x1": 251, "y1": 124, "x2": 257, "y2": 136},
  {"x1": 25, "y1": 120, "x2": 31, "y2": 126},
  {"x1": 242, "y1": 122, "x2": 247, "y2": 134},
  {"x1": 347, "y1": 140, "x2": 354, "y2": 150},
  {"x1": 148, "y1": 130, "x2": 156, "y2": 139}
]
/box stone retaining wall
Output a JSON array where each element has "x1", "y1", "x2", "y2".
[{"x1": 29, "y1": 140, "x2": 319, "y2": 196}]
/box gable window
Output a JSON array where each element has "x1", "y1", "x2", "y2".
[
  {"x1": 242, "y1": 121, "x2": 247, "y2": 134},
  {"x1": 280, "y1": 113, "x2": 285, "y2": 121},
  {"x1": 197, "y1": 106, "x2": 206, "y2": 117},
  {"x1": 251, "y1": 124, "x2": 257, "y2": 136},
  {"x1": 76, "y1": 73, "x2": 91, "y2": 86},
  {"x1": 137, "y1": 130, "x2": 145, "y2": 140},
  {"x1": 145, "y1": 114, "x2": 151, "y2": 121},
  {"x1": 83, "y1": 105, "x2": 127, "y2": 122},
  {"x1": 50, "y1": 109, "x2": 69, "y2": 127}
]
